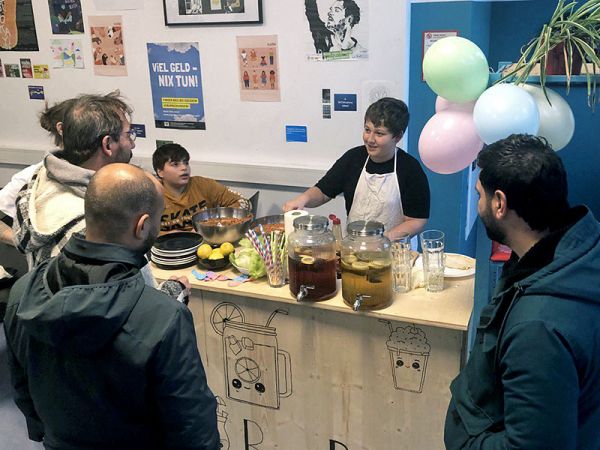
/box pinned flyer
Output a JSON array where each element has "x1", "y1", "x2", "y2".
[
  {"x1": 237, "y1": 35, "x2": 280, "y2": 102},
  {"x1": 89, "y1": 15, "x2": 127, "y2": 76}
]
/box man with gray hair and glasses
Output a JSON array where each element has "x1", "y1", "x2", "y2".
[{"x1": 13, "y1": 92, "x2": 137, "y2": 269}]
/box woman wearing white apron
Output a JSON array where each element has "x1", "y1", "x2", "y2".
[{"x1": 283, "y1": 98, "x2": 430, "y2": 239}]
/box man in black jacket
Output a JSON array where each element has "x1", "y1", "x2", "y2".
[{"x1": 4, "y1": 164, "x2": 219, "y2": 449}]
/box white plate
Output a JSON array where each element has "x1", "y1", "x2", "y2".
[{"x1": 414, "y1": 253, "x2": 476, "y2": 278}]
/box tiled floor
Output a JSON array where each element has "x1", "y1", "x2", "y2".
[{"x1": 0, "y1": 324, "x2": 43, "y2": 450}]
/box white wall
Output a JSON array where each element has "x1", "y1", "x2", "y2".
[{"x1": 0, "y1": 0, "x2": 410, "y2": 223}]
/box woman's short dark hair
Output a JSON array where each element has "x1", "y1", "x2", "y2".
[
  {"x1": 364, "y1": 97, "x2": 409, "y2": 138},
  {"x1": 477, "y1": 134, "x2": 569, "y2": 232},
  {"x1": 152, "y1": 143, "x2": 190, "y2": 173}
]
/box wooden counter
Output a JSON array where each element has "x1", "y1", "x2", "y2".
[{"x1": 153, "y1": 264, "x2": 474, "y2": 450}]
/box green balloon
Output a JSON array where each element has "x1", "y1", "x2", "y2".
[{"x1": 423, "y1": 36, "x2": 489, "y2": 103}]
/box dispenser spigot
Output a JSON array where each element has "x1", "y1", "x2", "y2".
[
  {"x1": 296, "y1": 285, "x2": 314, "y2": 302},
  {"x1": 353, "y1": 294, "x2": 371, "y2": 311}
]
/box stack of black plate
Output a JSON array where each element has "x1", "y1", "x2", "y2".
[{"x1": 150, "y1": 232, "x2": 203, "y2": 270}]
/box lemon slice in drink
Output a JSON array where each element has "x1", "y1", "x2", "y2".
[
  {"x1": 301, "y1": 256, "x2": 315, "y2": 265},
  {"x1": 369, "y1": 260, "x2": 386, "y2": 269},
  {"x1": 351, "y1": 261, "x2": 369, "y2": 272}
]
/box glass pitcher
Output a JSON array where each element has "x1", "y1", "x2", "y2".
[
  {"x1": 340, "y1": 220, "x2": 393, "y2": 311},
  {"x1": 287, "y1": 215, "x2": 337, "y2": 302}
]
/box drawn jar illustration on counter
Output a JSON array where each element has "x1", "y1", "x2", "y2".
[
  {"x1": 210, "y1": 303, "x2": 292, "y2": 409},
  {"x1": 287, "y1": 215, "x2": 337, "y2": 302},
  {"x1": 341, "y1": 221, "x2": 393, "y2": 311},
  {"x1": 380, "y1": 320, "x2": 431, "y2": 393}
]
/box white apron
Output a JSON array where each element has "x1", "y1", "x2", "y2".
[{"x1": 347, "y1": 151, "x2": 404, "y2": 233}]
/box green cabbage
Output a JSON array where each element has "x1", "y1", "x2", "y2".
[{"x1": 229, "y1": 238, "x2": 266, "y2": 278}]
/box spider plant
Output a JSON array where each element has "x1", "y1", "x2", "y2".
[{"x1": 496, "y1": 0, "x2": 600, "y2": 107}]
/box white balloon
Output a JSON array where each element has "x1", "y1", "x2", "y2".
[
  {"x1": 520, "y1": 84, "x2": 575, "y2": 151},
  {"x1": 473, "y1": 84, "x2": 540, "y2": 144}
]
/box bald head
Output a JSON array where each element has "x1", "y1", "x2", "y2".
[{"x1": 85, "y1": 164, "x2": 163, "y2": 247}]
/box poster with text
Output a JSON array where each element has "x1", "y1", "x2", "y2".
[
  {"x1": 50, "y1": 39, "x2": 84, "y2": 68},
  {"x1": 237, "y1": 34, "x2": 280, "y2": 102},
  {"x1": 0, "y1": 0, "x2": 39, "y2": 51},
  {"x1": 89, "y1": 15, "x2": 126, "y2": 76},
  {"x1": 147, "y1": 42, "x2": 205, "y2": 130},
  {"x1": 48, "y1": 0, "x2": 84, "y2": 34},
  {"x1": 304, "y1": 0, "x2": 368, "y2": 61}
]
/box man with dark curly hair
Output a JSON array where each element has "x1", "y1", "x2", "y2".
[{"x1": 445, "y1": 134, "x2": 600, "y2": 449}]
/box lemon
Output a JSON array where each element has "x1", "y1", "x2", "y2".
[
  {"x1": 220, "y1": 242, "x2": 234, "y2": 256},
  {"x1": 197, "y1": 244, "x2": 212, "y2": 259},
  {"x1": 209, "y1": 249, "x2": 224, "y2": 260}
]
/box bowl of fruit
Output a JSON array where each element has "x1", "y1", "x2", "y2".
[{"x1": 196, "y1": 242, "x2": 235, "y2": 271}]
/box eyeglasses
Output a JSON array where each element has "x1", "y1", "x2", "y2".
[{"x1": 123, "y1": 129, "x2": 137, "y2": 141}]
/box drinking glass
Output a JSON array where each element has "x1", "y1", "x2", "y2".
[
  {"x1": 419, "y1": 230, "x2": 445, "y2": 292},
  {"x1": 391, "y1": 235, "x2": 412, "y2": 293},
  {"x1": 266, "y1": 258, "x2": 286, "y2": 288}
]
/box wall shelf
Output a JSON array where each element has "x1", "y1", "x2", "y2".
[{"x1": 489, "y1": 72, "x2": 600, "y2": 85}]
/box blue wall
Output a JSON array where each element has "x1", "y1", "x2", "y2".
[
  {"x1": 409, "y1": 1, "x2": 491, "y2": 256},
  {"x1": 410, "y1": 0, "x2": 600, "y2": 351},
  {"x1": 489, "y1": 0, "x2": 600, "y2": 216},
  {"x1": 409, "y1": 0, "x2": 599, "y2": 253}
]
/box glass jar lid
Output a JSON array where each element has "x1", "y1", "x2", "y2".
[
  {"x1": 347, "y1": 220, "x2": 385, "y2": 236},
  {"x1": 293, "y1": 215, "x2": 329, "y2": 231}
]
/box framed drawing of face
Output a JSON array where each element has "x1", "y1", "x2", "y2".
[{"x1": 163, "y1": 0, "x2": 263, "y2": 26}]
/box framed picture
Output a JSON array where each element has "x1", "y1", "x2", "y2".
[{"x1": 163, "y1": 0, "x2": 262, "y2": 26}]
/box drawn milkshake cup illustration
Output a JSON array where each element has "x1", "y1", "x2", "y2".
[
  {"x1": 381, "y1": 321, "x2": 431, "y2": 393},
  {"x1": 0, "y1": 0, "x2": 19, "y2": 50}
]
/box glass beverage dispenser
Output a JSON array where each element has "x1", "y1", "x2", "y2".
[
  {"x1": 341, "y1": 221, "x2": 393, "y2": 311},
  {"x1": 287, "y1": 215, "x2": 337, "y2": 302}
]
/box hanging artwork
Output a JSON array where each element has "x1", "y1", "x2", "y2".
[
  {"x1": 163, "y1": 0, "x2": 262, "y2": 25},
  {"x1": 0, "y1": 0, "x2": 39, "y2": 51},
  {"x1": 304, "y1": 0, "x2": 368, "y2": 61},
  {"x1": 237, "y1": 35, "x2": 280, "y2": 102},
  {"x1": 33, "y1": 64, "x2": 50, "y2": 78},
  {"x1": 50, "y1": 39, "x2": 84, "y2": 68},
  {"x1": 147, "y1": 42, "x2": 206, "y2": 130},
  {"x1": 48, "y1": 0, "x2": 84, "y2": 34},
  {"x1": 4, "y1": 63, "x2": 20, "y2": 77},
  {"x1": 89, "y1": 15, "x2": 127, "y2": 76},
  {"x1": 19, "y1": 57, "x2": 32, "y2": 77}
]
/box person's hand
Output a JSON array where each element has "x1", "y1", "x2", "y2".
[
  {"x1": 170, "y1": 275, "x2": 191, "y2": 298},
  {"x1": 282, "y1": 198, "x2": 305, "y2": 212}
]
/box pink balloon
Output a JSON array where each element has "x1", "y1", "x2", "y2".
[
  {"x1": 435, "y1": 96, "x2": 476, "y2": 113},
  {"x1": 418, "y1": 110, "x2": 484, "y2": 175}
]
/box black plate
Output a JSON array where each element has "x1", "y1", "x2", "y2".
[{"x1": 153, "y1": 232, "x2": 202, "y2": 252}]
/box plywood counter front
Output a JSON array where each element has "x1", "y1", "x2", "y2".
[{"x1": 152, "y1": 264, "x2": 474, "y2": 450}]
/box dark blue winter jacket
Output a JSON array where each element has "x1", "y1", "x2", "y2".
[{"x1": 445, "y1": 206, "x2": 600, "y2": 449}]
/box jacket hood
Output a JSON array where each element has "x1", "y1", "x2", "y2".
[
  {"x1": 15, "y1": 236, "x2": 148, "y2": 355},
  {"x1": 44, "y1": 151, "x2": 94, "y2": 198},
  {"x1": 515, "y1": 206, "x2": 600, "y2": 304}
]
